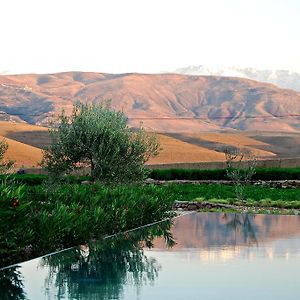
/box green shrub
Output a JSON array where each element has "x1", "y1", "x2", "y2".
[
  {"x1": 0, "y1": 182, "x2": 174, "y2": 268},
  {"x1": 0, "y1": 178, "x2": 34, "y2": 262},
  {"x1": 253, "y1": 168, "x2": 300, "y2": 180}
]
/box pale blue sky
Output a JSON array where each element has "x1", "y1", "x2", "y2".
[{"x1": 1, "y1": 0, "x2": 300, "y2": 74}]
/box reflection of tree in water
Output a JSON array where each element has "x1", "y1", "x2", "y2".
[
  {"x1": 42, "y1": 220, "x2": 175, "y2": 300},
  {"x1": 0, "y1": 267, "x2": 26, "y2": 300},
  {"x1": 223, "y1": 213, "x2": 258, "y2": 246}
]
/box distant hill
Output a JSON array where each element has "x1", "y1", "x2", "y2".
[
  {"x1": 173, "y1": 65, "x2": 300, "y2": 92},
  {"x1": 0, "y1": 122, "x2": 48, "y2": 168},
  {"x1": 1, "y1": 121, "x2": 289, "y2": 168},
  {"x1": 0, "y1": 72, "x2": 300, "y2": 132}
]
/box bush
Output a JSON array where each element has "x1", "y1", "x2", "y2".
[
  {"x1": 0, "y1": 183, "x2": 174, "y2": 268},
  {"x1": 253, "y1": 168, "x2": 300, "y2": 180},
  {"x1": 0, "y1": 178, "x2": 34, "y2": 262}
]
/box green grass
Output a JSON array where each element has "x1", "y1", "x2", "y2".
[{"x1": 160, "y1": 183, "x2": 300, "y2": 208}]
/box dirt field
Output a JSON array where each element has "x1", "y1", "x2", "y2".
[
  {"x1": 1, "y1": 121, "x2": 300, "y2": 168},
  {"x1": 1, "y1": 136, "x2": 43, "y2": 168}
]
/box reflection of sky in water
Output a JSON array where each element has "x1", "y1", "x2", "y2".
[
  {"x1": 128, "y1": 250, "x2": 299, "y2": 300},
  {"x1": 149, "y1": 238, "x2": 300, "y2": 263},
  {"x1": 2, "y1": 212, "x2": 300, "y2": 300}
]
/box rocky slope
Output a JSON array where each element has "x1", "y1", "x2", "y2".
[{"x1": 0, "y1": 72, "x2": 300, "y2": 132}]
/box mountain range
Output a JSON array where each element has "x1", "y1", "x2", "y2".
[
  {"x1": 0, "y1": 72, "x2": 300, "y2": 132},
  {"x1": 173, "y1": 65, "x2": 300, "y2": 92}
]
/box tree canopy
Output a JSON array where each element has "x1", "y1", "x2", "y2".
[{"x1": 42, "y1": 102, "x2": 159, "y2": 182}]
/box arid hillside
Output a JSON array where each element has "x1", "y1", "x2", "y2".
[
  {"x1": 0, "y1": 121, "x2": 292, "y2": 167},
  {"x1": 2, "y1": 121, "x2": 300, "y2": 168},
  {"x1": 0, "y1": 72, "x2": 300, "y2": 132},
  {"x1": 0, "y1": 122, "x2": 48, "y2": 168}
]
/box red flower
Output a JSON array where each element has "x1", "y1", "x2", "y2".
[{"x1": 11, "y1": 198, "x2": 20, "y2": 208}]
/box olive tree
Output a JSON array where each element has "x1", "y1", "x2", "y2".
[{"x1": 42, "y1": 102, "x2": 160, "y2": 182}]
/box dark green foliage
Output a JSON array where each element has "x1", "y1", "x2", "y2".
[
  {"x1": 0, "y1": 178, "x2": 34, "y2": 263},
  {"x1": 0, "y1": 267, "x2": 26, "y2": 300},
  {"x1": 4, "y1": 167, "x2": 300, "y2": 186},
  {"x1": 0, "y1": 182, "x2": 174, "y2": 268},
  {"x1": 252, "y1": 168, "x2": 300, "y2": 180},
  {"x1": 148, "y1": 168, "x2": 227, "y2": 180},
  {"x1": 0, "y1": 174, "x2": 48, "y2": 186},
  {"x1": 148, "y1": 167, "x2": 300, "y2": 181},
  {"x1": 42, "y1": 220, "x2": 174, "y2": 299},
  {"x1": 0, "y1": 174, "x2": 91, "y2": 186}
]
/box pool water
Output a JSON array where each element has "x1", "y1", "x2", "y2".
[{"x1": 1, "y1": 212, "x2": 300, "y2": 299}]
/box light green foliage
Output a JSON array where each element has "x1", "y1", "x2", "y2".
[
  {"x1": 0, "y1": 138, "x2": 14, "y2": 174},
  {"x1": 42, "y1": 102, "x2": 160, "y2": 182}
]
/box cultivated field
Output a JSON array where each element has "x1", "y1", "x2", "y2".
[{"x1": 1, "y1": 121, "x2": 300, "y2": 168}]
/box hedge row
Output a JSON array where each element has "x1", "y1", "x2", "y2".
[
  {"x1": 2, "y1": 167, "x2": 300, "y2": 185},
  {"x1": 0, "y1": 174, "x2": 91, "y2": 186},
  {"x1": 148, "y1": 167, "x2": 300, "y2": 181}
]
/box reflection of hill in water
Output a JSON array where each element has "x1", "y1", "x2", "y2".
[
  {"x1": 152, "y1": 213, "x2": 300, "y2": 251},
  {"x1": 3, "y1": 213, "x2": 300, "y2": 300}
]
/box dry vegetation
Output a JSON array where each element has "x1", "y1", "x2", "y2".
[
  {"x1": 1, "y1": 135, "x2": 43, "y2": 168},
  {"x1": 147, "y1": 134, "x2": 225, "y2": 164},
  {"x1": 0, "y1": 121, "x2": 47, "y2": 167},
  {"x1": 169, "y1": 132, "x2": 276, "y2": 157}
]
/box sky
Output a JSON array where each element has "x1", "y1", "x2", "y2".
[{"x1": 1, "y1": 0, "x2": 300, "y2": 75}]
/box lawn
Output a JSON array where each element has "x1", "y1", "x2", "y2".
[{"x1": 161, "y1": 183, "x2": 300, "y2": 208}]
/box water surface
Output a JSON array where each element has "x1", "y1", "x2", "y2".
[{"x1": 1, "y1": 212, "x2": 300, "y2": 299}]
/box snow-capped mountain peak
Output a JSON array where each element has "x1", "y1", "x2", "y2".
[{"x1": 172, "y1": 65, "x2": 300, "y2": 91}]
